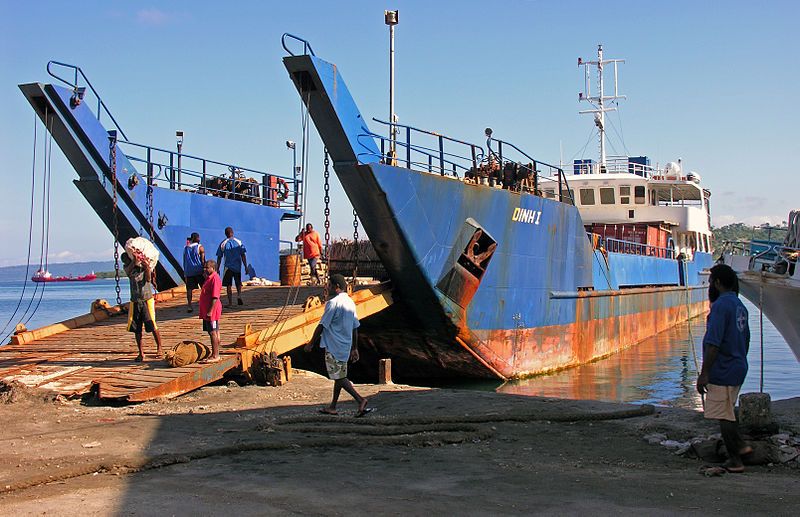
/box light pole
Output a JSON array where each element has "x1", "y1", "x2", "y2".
[
  {"x1": 286, "y1": 140, "x2": 297, "y2": 210},
  {"x1": 176, "y1": 130, "x2": 184, "y2": 188},
  {"x1": 385, "y1": 10, "x2": 398, "y2": 163}
]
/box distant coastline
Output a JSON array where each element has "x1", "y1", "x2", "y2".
[
  {"x1": 0, "y1": 261, "x2": 114, "y2": 283},
  {"x1": 0, "y1": 222, "x2": 787, "y2": 282}
]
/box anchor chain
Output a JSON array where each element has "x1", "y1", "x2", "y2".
[
  {"x1": 352, "y1": 209, "x2": 359, "y2": 283},
  {"x1": 109, "y1": 132, "x2": 122, "y2": 305},
  {"x1": 323, "y1": 149, "x2": 331, "y2": 285}
]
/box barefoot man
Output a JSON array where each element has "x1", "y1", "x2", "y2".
[
  {"x1": 122, "y1": 253, "x2": 162, "y2": 361},
  {"x1": 199, "y1": 260, "x2": 222, "y2": 362},
  {"x1": 305, "y1": 274, "x2": 370, "y2": 416},
  {"x1": 697, "y1": 264, "x2": 752, "y2": 473}
]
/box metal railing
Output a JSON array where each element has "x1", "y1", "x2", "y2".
[
  {"x1": 282, "y1": 33, "x2": 316, "y2": 56},
  {"x1": 751, "y1": 243, "x2": 800, "y2": 276},
  {"x1": 120, "y1": 141, "x2": 302, "y2": 212},
  {"x1": 46, "y1": 61, "x2": 128, "y2": 140},
  {"x1": 570, "y1": 157, "x2": 661, "y2": 177},
  {"x1": 605, "y1": 237, "x2": 675, "y2": 259},
  {"x1": 486, "y1": 135, "x2": 574, "y2": 205},
  {"x1": 362, "y1": 119, "x2": 485, "y2": 178}
]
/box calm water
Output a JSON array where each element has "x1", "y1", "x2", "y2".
[
  {"x1": 1, "y1": 280, "x2": 798, "y2": 407},
  {"x1": 0, "y1": 279, "x2": 120, "y2": 341},
  {"x1": 494, "y1": 298, "x2": 800, "y2": 408}
]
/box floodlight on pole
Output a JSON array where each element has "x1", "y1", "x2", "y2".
[
  {"x1": 176, "y1": 130, "x2": 184, "y2": 187},
  {"x1": 385, "y1": 10, "x2": 398, "y2": 161}
]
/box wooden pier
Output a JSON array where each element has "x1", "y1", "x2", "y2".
[{"x1": 0, "y1": 283, "x2": 392, "y2": 402}]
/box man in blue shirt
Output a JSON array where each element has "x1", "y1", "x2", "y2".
[
  {"x1": 304, "y1": 274, "x2": 370, "y2": 416},
  {"x1": 216, "y1": 226, "x2": 248, "y2": 307},
  {"x1": 183, "y1": 232, "x2": 205, "y2": 313},
  {"x1": 697, "y1": 264, "x2": 751, "y2": 473}
]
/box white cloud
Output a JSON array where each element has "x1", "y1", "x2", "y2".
[{"x1": 137, "y1": 8, "x2": 169, "y2": 26}]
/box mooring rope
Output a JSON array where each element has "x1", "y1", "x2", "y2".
[{"x1": 0, "y1": 403, "x2": 654, "y2": 495}]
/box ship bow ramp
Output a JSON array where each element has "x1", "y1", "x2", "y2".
[{"x1": 20, "y1": 73, "x2": 298, "y2": 288}]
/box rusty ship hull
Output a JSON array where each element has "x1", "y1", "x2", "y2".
[{"x1": 283, "y1": 48, "x2": 711, "y2": 381}]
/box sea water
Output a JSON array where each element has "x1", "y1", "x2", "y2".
[
  {"x1": 0, "y1": 279, "x2": 120, "y2": 340},
  {"x1": 495, "y1": 298, "x2": 800, "y2": 407},
  {"x1": 1, "y1": 281, "x2": 797, "y2": 406}
]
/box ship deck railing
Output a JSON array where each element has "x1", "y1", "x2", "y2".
[
  {"x1": 47, "y1": 60, "x2": 129, "y2": 141},
  {"x1": 601, "y1": 236, "x2": 675, "y2": 259},
  {"x1": 121, "y1": 140, "x2": 302, "y2": 213},
  {"x1": 44, "y1": 61, "x2": 302, "y2": 214},
  {"x1": 361, "y1": 119, "x2": 485, "y2": 178},
  {"x1": 360, "y1": 121, "x2": 576, "y2": 206},
  {"x1": 570, "y1": 157, "x2": 662, "y2": 178}
]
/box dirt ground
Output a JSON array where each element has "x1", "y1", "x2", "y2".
[{"x1": 0, "y1": 372, "x2": 798, "y2": 516}]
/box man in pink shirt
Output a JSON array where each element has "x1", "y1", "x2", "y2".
[{"x1": 199, "y1": 260, "x2": 222, "y2": 362}]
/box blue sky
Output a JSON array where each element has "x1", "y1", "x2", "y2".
[{"x1": 1, "y1": 0, "x2": 797, "y2": 267}]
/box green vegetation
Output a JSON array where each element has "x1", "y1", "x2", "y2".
[
  {"x1": 712, "y1": 223, "x2": 788, "y2": 245},
  {"x1": 95, "y1": 271, "x2": 117, "y2": 279}
]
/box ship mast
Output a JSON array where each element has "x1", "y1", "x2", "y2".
[{"x1": 578, "y1": 44, "x2": 625, "y2": 171}]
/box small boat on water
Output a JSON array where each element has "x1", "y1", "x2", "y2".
[
  {"x1": 724, "y1": 210, "x2": 800, "y2": 361},
  {"x1": 31, "y1": 270, "x2": 97, "y2": 283}
]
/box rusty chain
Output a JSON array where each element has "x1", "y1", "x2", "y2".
[
  {"x1": 352, "y1": 209, "x2": 359, "y2": 283},
  {"x1": 323, "y1": 149, "x2": 331, "y2": 273},
  {"x1": 109, "y1": 132, "x2": 121, "y2": 305}
]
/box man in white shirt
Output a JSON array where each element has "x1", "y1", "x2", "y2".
[{"x1": 305, "y1": 274, "x2": 371, "y2": 416}]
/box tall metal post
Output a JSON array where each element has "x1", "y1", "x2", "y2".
[
  {"x1": 385, "y1": 10, "x2": 399, "y2": 161},
  {"x1": 597, "y1": 45, "x2": 605, "y2": 166},
  {"x1": 578, "y1": 44, "x2": 625, "y2": 172},
  {"x1": 176, "y1": 130, "x2": 184, "y2": 188},
  {"x1": 286, "y1": 140, "x2": 297, "y2": 210}
]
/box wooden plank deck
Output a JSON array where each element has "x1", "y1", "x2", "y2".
[{"x1": 0, "y1": 285, "x2": 325, "y2": 401}]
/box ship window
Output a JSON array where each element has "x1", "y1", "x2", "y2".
[
  {"x1": 600, "y1": 187, "x2": 615, "y2": 205},
  {"x1": 634, "y1": 185, "x2": 646, "y2": 205},
  {"x1": 579, "y1": 188, "x2": 595, "y2": 205},
  {"x1": 620, "y1": 186, "x2": 630, "y2": 204},
  {"x1": 544, "y1": 189, "x2": 555, "y2": 199}
]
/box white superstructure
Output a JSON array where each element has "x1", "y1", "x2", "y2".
[{"x1": 555, "y1": 45, "x2": 714, "y2": 259}]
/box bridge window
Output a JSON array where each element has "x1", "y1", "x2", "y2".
[
  {"x1": 599, "y1": 187, "x2": 615, "y2": 205},
  {"x1": 634, "y1": 185, "x2": 646, "y2": 205},
  {"x1": 579, "y1": 188, "x2": 595, "y2": 205},
  {"x1": 619, "y1": 186, "x2": 630, "y2": 204}
]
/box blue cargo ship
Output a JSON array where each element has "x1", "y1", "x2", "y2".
[
  {"x1": 283, "y1": 38, "x2": 713, "y2": 379},
  {"x1": 19, "y1": 62, "x2": 302, "y2": 289}
]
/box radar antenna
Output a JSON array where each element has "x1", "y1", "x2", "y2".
[{"x1": 578, "y1": 44, "x2": 625, "y2": 171}]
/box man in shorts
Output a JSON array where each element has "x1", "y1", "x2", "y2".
[
  {"x1": 122, "y1": 253, "x2": 162, "y2": 361},
  {"x1": 305, "y1": 274, "x2": 370, "y2": 416},
  {"x1": 199, "y1": 259, "x2": 222, "y2": 362},
  {"x1": 697, "y1": 264, "x2": 752, "y2": 473},
  {"x1": 183, "y1": 232, "x2": 205, "y2": 312},
  {"x1": 216, "y1": 226, "x2": 248, "y2": 307},
  {"x1": 296, "y1": 223, "x2": 323, "y2": 285}
]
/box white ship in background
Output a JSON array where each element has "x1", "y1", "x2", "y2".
[{"x1": 725, "y1": 210, "x2": 800, "y2": 361}]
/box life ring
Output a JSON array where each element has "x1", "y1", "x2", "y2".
[{"x1": 276, "y1": 178, "x2": 289, "y2": 202}]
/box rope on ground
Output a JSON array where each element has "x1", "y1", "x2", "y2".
[
  {"x1": 273, "y1": 403, "x2": 655, "y2": 427},
  {"x1": 0, "y1": 403, "x2": 655, "y2": 495}
]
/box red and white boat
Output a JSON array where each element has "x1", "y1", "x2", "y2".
[{"x1": 31, "y1": 270, "x2": 97, "y2": 283}]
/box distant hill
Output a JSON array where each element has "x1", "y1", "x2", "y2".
[
  {"x1": 712, "y1": 223, "x2": 788, "y2": 246},
  {"x1": 0, "y1": 261, "x2": 114, "y2": 283}
]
